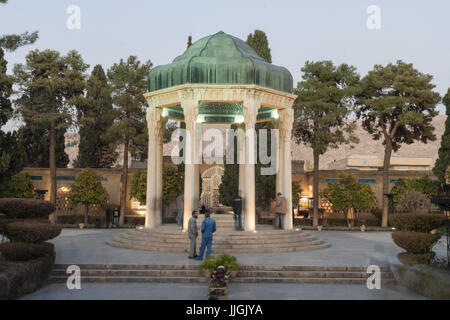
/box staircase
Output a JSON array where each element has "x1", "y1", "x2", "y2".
[
  {"x1": 106, "y1": 226, "x2": 331, "y2": 253},
  {"x1": 197, "y1": 213, "x2": 235, "y2": 229},
  {"x1": 49, "y1": 264, "x2": 396, "y2": 285}
]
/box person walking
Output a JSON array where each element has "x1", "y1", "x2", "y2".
[
  {"x1": 176, "y1": 193, "x2": 184, "y2": 226},
  {"x1": 231, "y1": 194, "x2": 243, "y2": 231},
  {"x1": 196, "y1": 212, "x2": 216, "y2": 260},
  {"x1": 113, "y1": 206, "x2": 120, "y2": 228},
  {"x1": 275, "y1": 192, "x2": 287, "y2": 229},
  {"x1": 188, "y1": 211, "x2": 199, "y2": 259}
]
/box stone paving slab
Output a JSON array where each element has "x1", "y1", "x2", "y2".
[{"x1": 50, "y1": 229, "x2": 447, "y2": 266}]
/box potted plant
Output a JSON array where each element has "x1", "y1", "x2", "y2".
[
  {"x1": 317, "y1": 225, "x2": 323, "y2": 231},
  {"x1": 209, "y1": 266, "x2": 229, "y2": 299},
  {"x1": 79, "y1": 223, "x2": 85, "y2": 229},
  {"x1": 200, "y1": 255, "x2": 217, "y2": 279},
  {"x1": 360, "y1": 225, "x2": 366, "y2": 232}
]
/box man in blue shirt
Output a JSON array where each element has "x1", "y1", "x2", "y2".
[{"x1": 195, "y1": 212, "x2": 216, "y2": 260}]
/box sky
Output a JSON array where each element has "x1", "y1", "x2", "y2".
[{"x1": 1, "y1": 0, "x2": 449, "y2": 131}]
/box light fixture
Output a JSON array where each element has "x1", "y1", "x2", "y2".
[
  {"x1": 162, "y1": 108, "x2": 169, "y2": 117},
  {"x1": 196, "y1": 115, "x2": 204, "y2": 123},
  {"x1": 271, "y1": 110, "x2": 279, "y2": 119},
  {"x1": 234, "y1": 115, "x2": 244, "y2": 124}
]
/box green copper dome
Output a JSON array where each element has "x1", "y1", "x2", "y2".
[{"x1": 148, "y1": 31, "x2": 293, "y2": 93}]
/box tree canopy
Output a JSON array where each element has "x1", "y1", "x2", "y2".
[{"x1": 357, "y1": 60, "x2": 441, "y2": 226}]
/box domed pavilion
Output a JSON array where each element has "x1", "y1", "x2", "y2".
[{"x1": 143, "y1": 31, "x2": 296, "y2": 231}]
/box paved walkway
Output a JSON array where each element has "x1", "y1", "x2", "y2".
[
  {"x1": 19, "y1": 228, "x2": 442, "y2": 300},
  {"x1": 21, "y1": 282, "x2": 425, "y2": 300},
  {"x1": 49, "y1": 228, "x2": 448, "y2": 266}
]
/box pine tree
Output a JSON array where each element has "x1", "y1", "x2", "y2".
[
  {"x1": 75, "y1": 65, "x2": 116, "y2": 168},
  {"x1": 294, "y1": 61, "x2": 361, "y2": 227},
  {"x1": 433, "y1": 88, "x2": 450, "y2": 189},
  {"x1": 187, "y1": 35, "x2": 193, "y2": 49},
  {"x1": 246, "y1": 30, "x2": 272, "y2": 63},
  {"x1": 14, "y1": 49, "x2": 88, "y2": 203},
  {"x1": 357, "y1": 61, "x2": 441, "y2": 226},
  {"x1": 106, "y1": 56, "x2": 152, "y2": 223},
  {"x1": 0, "y1": 1, "x2": 38, "y2": 52},
  {"x1": 0, "y1": 47, "x2": 27, "y2": 197}
]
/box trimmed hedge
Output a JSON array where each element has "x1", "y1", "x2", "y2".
[
  {"x1": 389, "y1": 214, "x2": 447, "y2": 233},
  {"x1": 392, "y1": 231, "x2": 440, "y2": 254},
  {"x1": 0, "y1": 242, "x2": 54, "y2": 261},
  {"x1": 0, "y1": 198, "x2": 55, "y2": 219},
  {"x1": 6, "y1": 221, "x2": 61, "y2": 243},
  {"x1": 0, "y1": 244, "x2": 55, "y2": 299},
  {"x1": 397, "y1": 252, "x2": 436, "y2": 266}
]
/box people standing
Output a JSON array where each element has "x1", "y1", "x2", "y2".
[
  {"x1": 275, "y1": 192, "x2": 287, "y2": 229},
  {"x1": 188, "y1": 211, "x2": 199, "y2": 259},
  {"x1": 176, "y1": 193, "x2": 184, "y2": 226},
  {"x1": 231, "y1": 194, "x2": 243, "y2": 231},
  {"x1": 113, "y1": 206, "x2": 120, "y2": 228},
  {"x1": 196, "y1": 212, "x2": 216, "y2": 260}
]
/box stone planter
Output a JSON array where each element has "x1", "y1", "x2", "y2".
[
  {"x1": 230, "y1": 270, "x2": 238, "y2": 278},
  {"x1": 317, "y1": 226, "x2": 323, "y2": 232},
  {"x1": 209, "y1": 286, "x2": 227, "y2": 293},
  {"x1": 360, "y1": 225, "x2": 366, "y2": 232},
  {"x1": 78, "y1": 223, "x2": 84, "y2": 229}
]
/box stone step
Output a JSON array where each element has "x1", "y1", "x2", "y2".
[
  {"x1": 112, "y1": 236, "x2": 324, "y2": 249},
  {"x1": 119, "y1": 232, "x2": 314, "y2": 244},
  {"x1": 51, "y1": 269, "x2": 203, "y2": 277},
  {"x1": 48, "y1": 264, "x2": 396, "y2": 285},
  {"x1": 105, "y1": 240, "x2": 331, "y2": 253},
  {"x1": 130, "y1": 230, "x2": 309, "y2": 240},
  {"x1": 232, "y1": 277, "x2": 397, "y2": 285},
  {"x1": 49, "y1": 276, "x2": 207, "y2": 283},
  {"x1": 236, "y1": 270, "x2": 395, "y2": 279}
]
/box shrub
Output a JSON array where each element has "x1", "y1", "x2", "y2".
[
  {"x1": 392, "y1": 231, "x2": 440, "y2": 254},
  {"x1": 216, "y1": 254, "x2": 239, "y2": 271},
  {"x1": 200, "y1": 255, "x2": 217, "y2": 270},
  {"x1": 370, "y1": 208, "x2": 383, "y2": 223},
  {"x1": 395, "y1": 190, "x2": 432, "y2": 214},
  {"x1": 0, "y1": 242, "x2": 54, "y2": 261},
  {"x1": 397, "y1": 252, "x2": 436, "y2": 265},
  {"x1": 5, "y1": 173, "x2": 34, "y2": 199},
  {"x1": 6, "y1": 221, "x2": 61, "y2": 243},
  {"x1": 389, "y1": 214, "x2": 447, "y2": 233},
  {"x1": 0, "y1": 198, "x2": 55, "y2": 219}
]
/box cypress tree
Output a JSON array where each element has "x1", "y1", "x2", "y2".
[
  {"x1": 246, "y1": 30, "x2": 272, "y2": 63},
  {"x1": 433, "y1": 88, "x2": 450, "y2": 188}
]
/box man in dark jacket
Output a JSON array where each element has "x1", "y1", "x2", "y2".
[
  {"x1": 196, "y1": 212, "x2": 216, "y2": 260},
  {"x1": 188, "y1": 211, "x2": 199, "y2": 259},
  {"x1": 231, "y1": 194, "x2": 243, "y2": 231}
]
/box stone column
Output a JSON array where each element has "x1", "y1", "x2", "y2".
[
  {"x1": 237, "y1": 123, "x2": 245, "y2": 198},
  {"x1": 276, "y1": 120, "x2": 284, "y2": 197},
  {"x1": 243, "y1": 99, "x2": 259, "y2": 231},
  {"x1": 145, "y1": 106, "x2": 159, "y2": 228},
  {"x1": 280, "y1": 108, "x2": 294, "y2": 230},
  {"x1": 194, "y1": 122, "x2": 202, "y2": 208},
  {"x1": 155, "y1": 110, "x2": 166, "y2": 227},
  {"x1": 182, "y1": 100, "x2": 199, "y2": 231}
]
